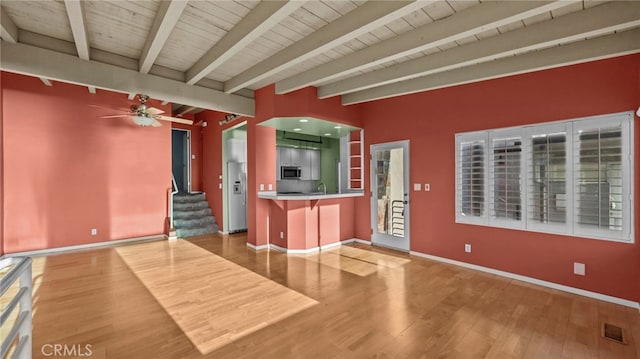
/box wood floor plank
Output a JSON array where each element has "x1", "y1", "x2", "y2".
[{"x1": 10, "y1": 233, "x2": 637, "y2": 358}]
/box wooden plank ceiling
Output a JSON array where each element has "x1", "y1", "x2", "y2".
[{"x1": 1, "y1": 0, "x2": 639, "y2": 115}]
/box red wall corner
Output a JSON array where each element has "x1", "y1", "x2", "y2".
[
  {"x1": 2, "y1": 71, "x2": 171, "y2": 253},
  {"x1": 356, "y1": 54, "x2": 640, "y2": 302}
]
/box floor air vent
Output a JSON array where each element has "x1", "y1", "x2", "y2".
[{"x1": 602, "y1": 323, "x2": 627, "y2": 344}]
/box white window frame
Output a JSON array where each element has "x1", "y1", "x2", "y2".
[
  {"x1": 455, "y1": 111, "x2": 634, "y2": 243},
  {"x1": 572, "y1": 114, "x2": 634, "y2": 242}
]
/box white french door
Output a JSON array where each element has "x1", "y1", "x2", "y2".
[{"x1": 370, "y1": 140, "x2": 410, "y2": 251}]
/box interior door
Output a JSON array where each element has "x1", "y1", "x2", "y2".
[
  {"x1": 171, "y1": 129, "x2": 190, "y2": 193},
  {"x1": 370, "y1": 140, "x2": 410, "y2": 251}
]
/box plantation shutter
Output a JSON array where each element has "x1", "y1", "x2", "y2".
[
  {"x1": 489, "y1": 132, "x2": 523, "y2": 227},
  {"x1": 526, "y1": 124, "x2": 569, "y2": 233},
  {"x1": 456, "y1": 134, "x2": 487, "y2": 224},
  {"x1": 574, "y1": 119, "x2": 629, "y2": 240}
]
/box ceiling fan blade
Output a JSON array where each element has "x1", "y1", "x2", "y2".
[
  {"x1": 146, "y1": 107, "x2": 164, "y2": 115},
  {"x1": 100, "y1": 114, "x2": 130, "y2": 119},
  {"x1": 154, "y1": 115, "x2": 193, "y2": 125},
  {"x1": 89, "y1": 104, "x2": 130, "y2": 113},
  {"x1": 151, "y1": 119, "x2": 163, "y2": 127}
]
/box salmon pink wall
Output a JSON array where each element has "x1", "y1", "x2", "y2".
[
  {"x1": 259, "y1": 85, "x2": 362, "y2": 126},
  {"x1": 1, "y1": 72, "x2": 171, "y2": 253},
  {"x1": 197, "y1": 110, "x2": 224, "y2": 232},
  {"x1": 355, "y1": 54, "x2": 640, "y2": 302},
  {"x1": 267, "y1": 198, "x2": 356, "y2": 250},
  {"x1": 247, "y1": 121, "x2": 276, "y2": 246},
  {"x1": 249, "y1": 85, "x2": 361, "y2": 247},
  {"x1": 172, "y1": 114, "x2": 203, "y2": 192}
]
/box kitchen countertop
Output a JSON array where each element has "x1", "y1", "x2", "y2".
[{"x1": 258, "y1": 191, "x2": 365, "y2": 200}]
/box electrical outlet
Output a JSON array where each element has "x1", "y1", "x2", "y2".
[
  {"x1": 280, "y1": 231, "x2": 284, "y2": 239},
  {"x1": 260, "y1": 184, "x2": 265, "y2": 191},
  {"x1": 464, "y1": 244, "x2": 471, "y2": 253},
  {"x1": 424, "y1": 183, "x2": 430, "y2": 191},
  {"x1": 268, "y1": 184, "x2": 273, "y2": 191},
  {"x1": 91, "y1": 228, "x2": 97, "y2": 236},
  {"x1": 218, "y1": 183, "x2": 222, "y2": 189},
  {"x1": 573, "y1": 262, "x2": 585, "y2": 276}
]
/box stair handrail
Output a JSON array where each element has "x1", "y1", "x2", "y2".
[
  {"x1": 0, "y1": 256, "x2": 33, "y2": 359},
  {"x1": 170, "y1": 174, "x2": 179, "y2": 229}
]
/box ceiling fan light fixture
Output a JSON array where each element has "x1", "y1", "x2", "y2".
[{"x1": 132, "y1": 114, "x2": 156, "y2": 127}]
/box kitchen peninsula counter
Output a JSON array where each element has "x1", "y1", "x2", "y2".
[
  {"x1": 257, "y1": 191, "x2": 364, "y2": 252},
  {"x1": 258, "y1": 191, "x2": 364, "y2": 200}
]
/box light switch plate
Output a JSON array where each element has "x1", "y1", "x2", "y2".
[
  {"x1": 218, "y1": 183, "x2": 222, "y2": 189},
  {"x1": 191, "y1": 154, "x2": 196, "y2": 159},
  {"x1": 573, "y1": 262, "x2": 585, "y2": 276},
  {"x1": 413, "y1": 183, "x2": 421, "y2": 191},
  {"x1": 424, "y1": 183, "x2": 430, "y2": 191},
  {"x1": 259, "y1": 184, "x2": 265, "y2": 191},
  {"x1": 268, "y1": 184, "x2": 273, "y2": 191}
]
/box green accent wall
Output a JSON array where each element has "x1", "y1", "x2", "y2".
[{"x1": 275, "y1": 130, "x2": 340, "y2": 193}]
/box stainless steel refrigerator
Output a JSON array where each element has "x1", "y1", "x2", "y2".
[{"x1": 227, "y1": 162, "x2": 247, "y2": 233}]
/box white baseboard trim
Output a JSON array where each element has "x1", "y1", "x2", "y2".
[
  {"x1": 246, "y1": 242, "x2": 269, "y2": 251},
  {"x1": 354, "y1": 238, "x2": 371, "y2": 245},
  {"x1": 218, "y1": 230, "x2": 229, "y2": 235},
  {"x1": 320, "y1": 241, "x2": 343, "y2": 250},
  {"x1": 410, "y1": 251, "x2": 639, "y2": 309},
  {"x1": 270, "y1": 243, "x2": 319, "y2": 254},
  {"x1": 268, "y1": 243, "x2": 287, "y2": 253},
  {"x1": 5, "y1": 234, "x2": 167, "y2": 258},
  {"x1": 246, "y1": 238, "x2": 369, "y2": 254}
]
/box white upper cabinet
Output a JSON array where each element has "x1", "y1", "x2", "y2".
[
  {"x1": 277, "y1": 146, "x2": 320, "y2": 180},
  {"x1": 309, "y1": 149, "x2": 321, "y2": 180}
]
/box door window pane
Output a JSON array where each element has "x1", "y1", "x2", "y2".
[{"x1": 375, "y1": 148, "x2": 404, "y2": 237}]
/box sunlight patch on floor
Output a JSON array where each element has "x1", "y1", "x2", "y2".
[
  {"x1": 330, "y1": 246, "x2": 410, "y2": 268},
  {"x1": 116, "y1": 240, "x2": 317, "y2": 354},
  {"x1": 304, "y1": 245, "x2": 410, "y2": 276}
]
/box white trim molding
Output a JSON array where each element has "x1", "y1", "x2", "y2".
[
  {"x1": 245, "y1": 238, "x2": 370, "y2": 253},
  {"x1": 410, "y1": 251, "x2": 639, "y2": 309},
  {"x1": 246, "y1": 242, "x2": 269, "y2": 251},
  {"x1": 4, "y1": 234, "x2": 167, "y2": 258}
]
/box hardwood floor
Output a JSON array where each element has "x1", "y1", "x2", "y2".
[{"x1": 9, "y1": 234, "x2": 640, "y2": 358}]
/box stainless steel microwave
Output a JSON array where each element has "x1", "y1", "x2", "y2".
[{"x1": 281, "y1": 166, "x2": 301, "y2": 180}]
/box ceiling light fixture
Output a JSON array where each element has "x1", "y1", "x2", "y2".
[
  {"x1": 299, "y1": 119, "x2": 309, "y2": 123},
  {"x1": 333, "y1": 125, "x2": 342, "y2": 129},
  {"x1": 324, "y1": 133, "x2": 331, "y2": 136},
  {"x1": 293, "y1": 128, "x2": 302, "y2": 131},
  {"x1": 218, "y1": 113, "x2": 240, "y2": 126}
]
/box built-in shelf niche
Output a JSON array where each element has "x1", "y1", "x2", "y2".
[{"x1": 348, "y1": 130, "x2": 363, "y2": 190}]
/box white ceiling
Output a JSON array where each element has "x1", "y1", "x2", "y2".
[{"x1": 1, "y1": 1, "x2": 639, "y2": 116}]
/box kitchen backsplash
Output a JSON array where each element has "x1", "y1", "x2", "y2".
[{"x1": 276, "y1": 180, "x2": 318, "y2": 193}]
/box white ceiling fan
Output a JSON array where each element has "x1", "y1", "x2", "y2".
[{"x1": 91, "y1": 94, "x2": 193, "y2": 127}]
